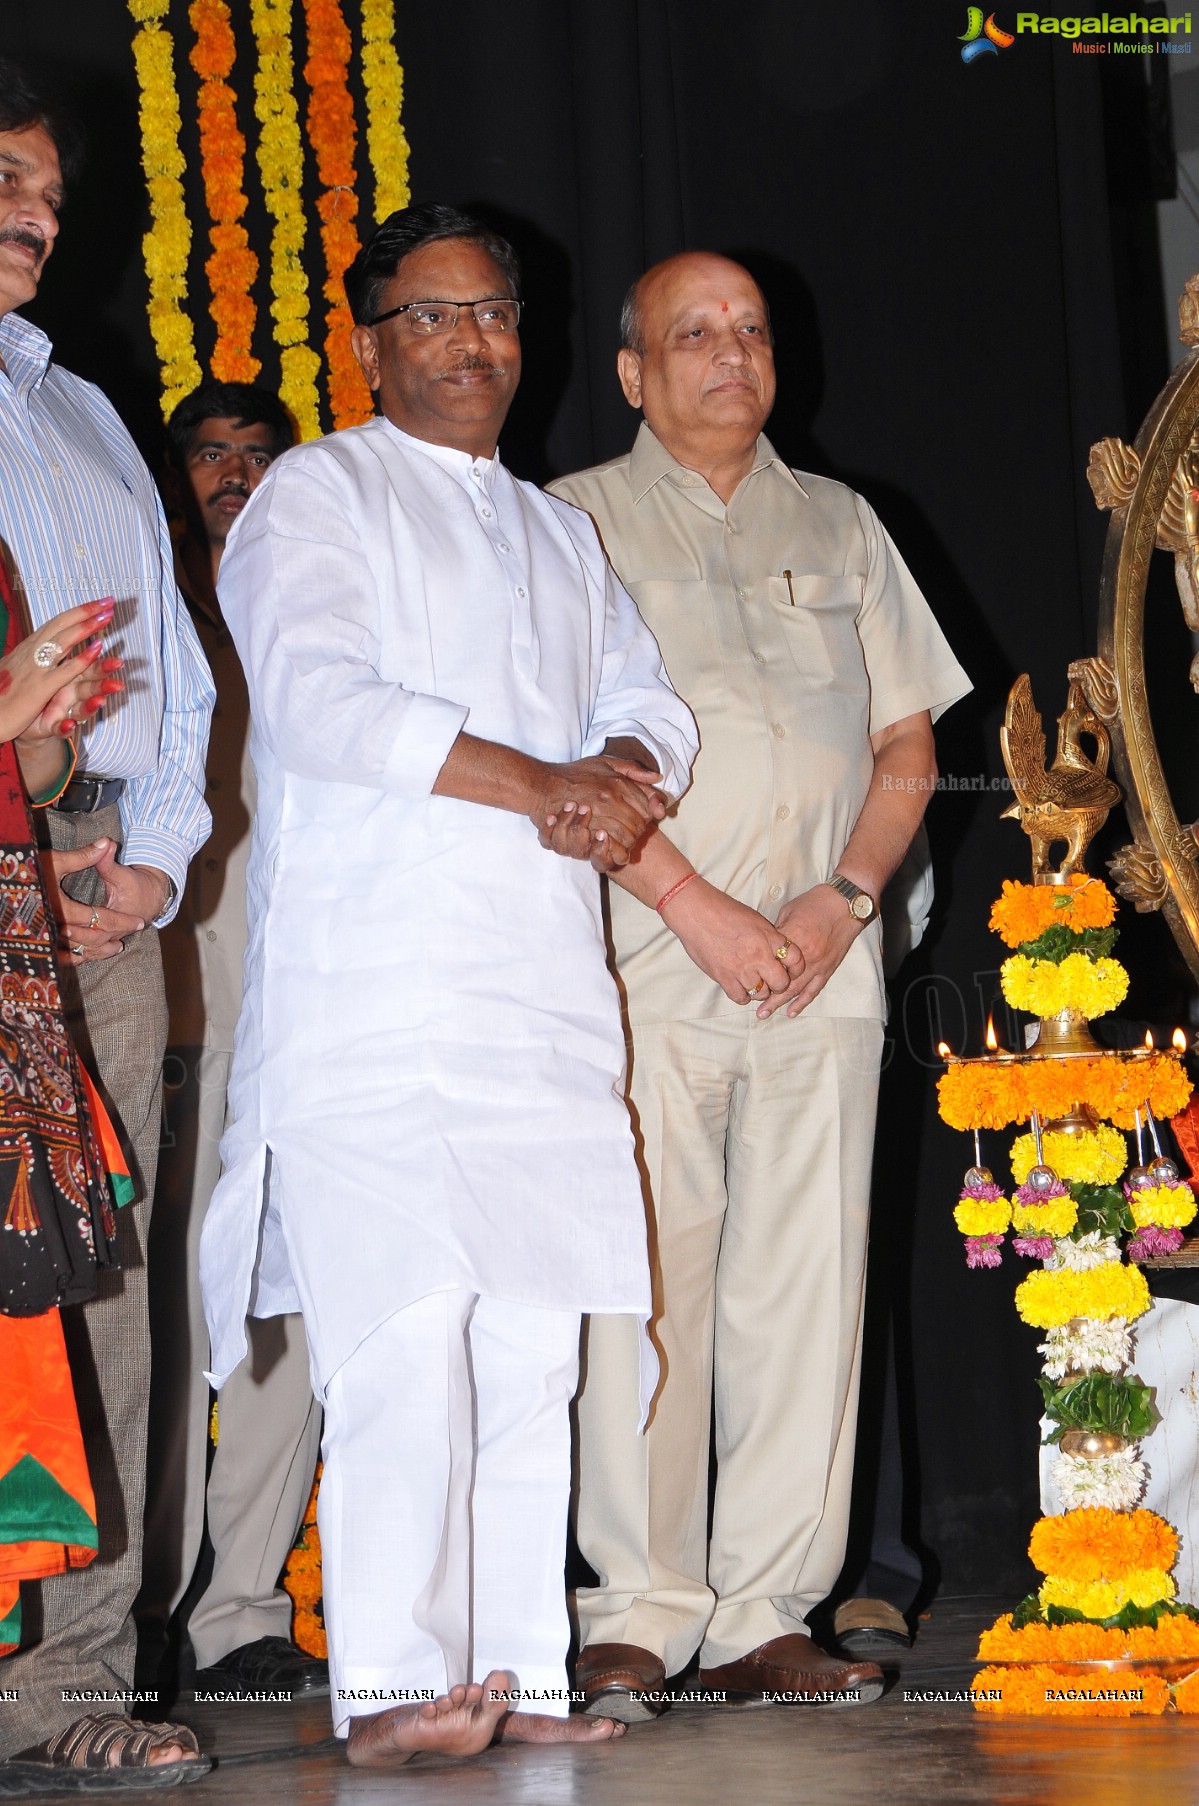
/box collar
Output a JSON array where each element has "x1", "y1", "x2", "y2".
[
  {"x1": 380, "y1": 417, "x2": 501, "y2": 490},
  {"x1": 0, "y1": 310, "x2": 53, "y2": 397},
  {"x1": 628, "y1": 420, "x2": 807, "y2": 504}
]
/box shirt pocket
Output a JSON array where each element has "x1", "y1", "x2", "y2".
[{"x1": 766, "y1": 573, "x2": 865, "y2": 691}]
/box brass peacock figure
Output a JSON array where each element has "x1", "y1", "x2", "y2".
[{"x1": 1000, "y1": 674, "x2": 1121, "y2": 879}]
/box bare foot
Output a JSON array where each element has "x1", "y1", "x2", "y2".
[
  {"x1": 495, "y1": 1711, "x2": 626, "y2": 1743},
  {"x1": 346, "y1": 1672, "x2": 511, "y2": 1768}
]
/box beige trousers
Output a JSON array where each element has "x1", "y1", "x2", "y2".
[{"x1": 574, "y1": 1011, "x2": 883, "y2": 1676}]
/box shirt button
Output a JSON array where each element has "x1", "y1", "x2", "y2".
[
  {"x1": 498, "y1": 543, "x2": 510, "y2": 553},
  {"x1": 50, "y1": 460, "x2": 62, "y2": 474},
  {"x1": 481, "y1": 507, "x2": 493, "y2": 519},
  {"x1": 776, "y1": 804, "x2": 790, "y2": 821},
  {"x1": 206, "y1": 929, "x2": 217, "y2": 942},
  {"x1": 681, "y1": 474, "x2": 700, "y2": 488},
  {"x1": 207, "y1": 778, "x2": 222, "y2": 791},
  {"x1": 772, "y1": 722, "x2": 786, "y2": 738},
  {"x1": 753, "y1": 651, "x2": 765, "y2": 665},
  {"x1": 205, "y1": 857, "x2": 218, "y2": 871},
  {"x1": 768, "y1": 883, "x2": 782, "y2": 900},
  {"x1": 74, "y1": 543, "x2": 86, "y2": 558},
  {"x1": 516, "y1": 586, "x2": 527, "y2": 598}
]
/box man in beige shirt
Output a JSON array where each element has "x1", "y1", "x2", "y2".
[{"x1": 548, "y1": 253, "x2": 970, "y2": 1712}]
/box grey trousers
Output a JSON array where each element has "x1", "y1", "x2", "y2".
[
  {"x1": 141, "y1": 1044, "x2": 321, "y2": 1669},
  {"x1": 0, "y1": 804, "x2": 168, "y2": 1757}
]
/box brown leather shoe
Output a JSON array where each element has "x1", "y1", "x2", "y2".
[
  {"x1": 699, "y1": 1633, "x2": 884, "y2": 1706},
  {"x1": 575, "y1": 1642, "x2": 670, "y2": 1722}
]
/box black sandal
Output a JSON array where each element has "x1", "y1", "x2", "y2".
[{"x1": 1, "y1": 1713, "x2": 212, "y2": 1794}]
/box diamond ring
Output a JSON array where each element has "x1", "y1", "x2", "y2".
[{"x1": 34, "y1": 640, "x2": 63, "y2": 669}]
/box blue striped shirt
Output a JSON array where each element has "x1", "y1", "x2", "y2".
[{"x1": 0, "y1": 310, "x2": 214, "y2": 919}]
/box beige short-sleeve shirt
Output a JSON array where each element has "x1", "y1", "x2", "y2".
[{"x1": 549, "y1": 424, "x2": 972, "y2": 1025}]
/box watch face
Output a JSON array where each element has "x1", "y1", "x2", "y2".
[{"x1": 850, "y1": 892, "x2": 873, "y2": 920}]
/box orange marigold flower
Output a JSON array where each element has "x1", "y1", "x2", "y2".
[
  {"x1": 1028, "y1": 1508, "x2": 1179, "y2": 1583},
  {"x1": 974, "y1": 1662, "x2": 1171, "y2": 1715}
]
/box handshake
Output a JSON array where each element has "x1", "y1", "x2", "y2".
[{"x1": 528, "y1": 755, "x2": 667, "y2": 872}]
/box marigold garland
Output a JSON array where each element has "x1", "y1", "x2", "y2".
[
  {"x1": 1001, "y1": 952, "x2": 1130, "y2": 1020},
  {"x1": 1010, "y1": 1124, "x2": 1127, "y2": 1188},
  {"x1": 989, "y1": 876, "x2": 1117, "y2": 948},
  {"x1": 128, "y1": 0, "x2": 203, "y2": 415},
  {"x1": 1128, "y1": 1184, "x2": 1197, "y2": 1230},
  {"x1": 249, "y1": 0, "x2": 322, "y2": 439},
  {"x1": 283, "y1": 1464, "x2": 326, "y2": 1658},
  {"x1": 1028, "y1": 1508, "x2": 1178, "y2": 1583},
  {"x1": 954, "y1": 1196, "x2": 1011, "y2": 1236},
  {"x1": 1039, "y1": 1569, "x2": 1175, "y2": 1619},
  {"x1": 979, "y1": 1609, "x2": 1199, "y2": 1662},
  {"x1": 188, "y1": 0, "x2": 261, "y2": 382},
  {"x1": 973, "y1": 1663, "x2": 1172, "y2": 1716},
  {"x1": 1015, "y1": 1261, "x2": 1151, "y2": 1330},
  {"x1": 1011, "y1": 1195, "x2": 1077, "y2": 1239},
  {"x1": 937, "y1": 1052, "x2": 1191, "y2": 1133},
  {"x1": 361, "y1": 0, "x2": 411, "y2": 221},
  {"x1": 302, "y1": 0, "x2": 373, "y2": 428}
]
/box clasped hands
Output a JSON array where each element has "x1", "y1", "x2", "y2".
[{"x1": 531, "y1": 755, "x2": 667, "y2": 871}]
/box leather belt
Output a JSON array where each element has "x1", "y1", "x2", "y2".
[{"x1": 54, "y1": 775, "x2": 125, "y2": 814}]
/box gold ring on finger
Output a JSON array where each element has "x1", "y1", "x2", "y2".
[
  {"x1": 774, "y1": 941, "x2": 791, "y2": 963},
  {"x1": 88, "y1": 908, "x2": 100, "y2": 930},
  {"x1": 746, "y1": 980, "x2": 764, "y2": 999}
]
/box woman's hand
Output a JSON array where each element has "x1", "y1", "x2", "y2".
[{"x1": 0, "y1": 598, "x2": 121, "y2": 745}]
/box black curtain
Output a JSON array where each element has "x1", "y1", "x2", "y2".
[{"x1": 10, "y1": 0, "x2": 1181, "y2": 1594}]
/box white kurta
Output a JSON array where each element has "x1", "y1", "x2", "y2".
[{"x1": 200, "y1": 419, "x2": 697, "y2": 1393}]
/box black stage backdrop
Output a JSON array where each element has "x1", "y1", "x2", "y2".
[{"x1": 9, "y1": 0, "x2": 1190, "y2": 1597}]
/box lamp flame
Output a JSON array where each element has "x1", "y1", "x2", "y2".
[
  {"x1": 1174, "y1": 1028, "x2": 1189, "y2": 1054},
  {"x1": 1145, "y1": 1030, "x2": 1155, "y2": 1051},
  {"x1": 985, "y1": 1015, "x2": 998, "y2": 1052},
  {"x1": 937, "y1": 1041, "x2": 951, "y2": 1061}
]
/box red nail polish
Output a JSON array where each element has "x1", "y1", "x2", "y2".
[
  {"x1": 58, "y1": 719, "x2": 76, "y2": 735},
  {"x1": 99, "y1": 679, "x2": 124, "y2": 695},
  {"x1": 100, "y1": 658, "x2": 123, "y2": 673}
]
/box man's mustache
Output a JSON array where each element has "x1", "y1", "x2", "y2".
[
  {"x1": 439, "y1": 354, "x2": 500, "y2": 377},
  {"x1": 0, "y1": 227, "x2": 47, "y2": 262}
]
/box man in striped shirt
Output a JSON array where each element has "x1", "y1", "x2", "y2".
[{"x1": 0, "y1": 62, "x2": 213, "y2": 1780}]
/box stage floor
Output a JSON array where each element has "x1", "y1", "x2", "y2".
[{"x1": 170, "y1": 1598, "x2": 1199, "y2": 1805}]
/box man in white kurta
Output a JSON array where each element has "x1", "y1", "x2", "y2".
[{"x1": 200, "y1": 207, "x2": 697, "y2": 1767}]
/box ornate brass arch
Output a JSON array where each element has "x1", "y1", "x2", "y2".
[{"x1": 1085, "y1": 287, "x2": 1199, "y2": 987}]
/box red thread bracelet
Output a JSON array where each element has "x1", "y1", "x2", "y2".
[{"x1": 656, "y1": 872, "x2": 700, "y2": 914}]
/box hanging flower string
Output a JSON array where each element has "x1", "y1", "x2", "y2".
[
  {"x1": 302, "y1": 0, "x2": 373, "y2": 428},
  {"x1": 127, "y1": 0, "x2": 203, "y2": 414},
  {"x1": 249, "y1": 0, "x2": 323, "y2": 439},
  {"x1": 360, "y1": 0, "x2": 411, "y2": 221},
  {"x1": 189, "y1": 0, "x2": 261, "y2": 382}
]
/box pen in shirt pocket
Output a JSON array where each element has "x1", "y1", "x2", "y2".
[{"x1": 782, "y1": 569, "x2": 796, "y2": 606}]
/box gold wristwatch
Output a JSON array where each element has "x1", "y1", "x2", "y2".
[{"x1": 826, "y1": 873, "x2": 877, "y2": 923}]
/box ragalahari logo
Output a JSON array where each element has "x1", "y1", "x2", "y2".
[{"x1": 960, "y1": 8, "x2": 1016, "y2": 59}]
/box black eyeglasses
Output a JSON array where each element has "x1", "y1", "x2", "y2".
[{"x1": 369, "y1": 297, "x2": 524, "y2": 335}]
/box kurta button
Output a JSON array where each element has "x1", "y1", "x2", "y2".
[
  {"x1": 754, "y1": 651, "x2": 765, "y2": 665},
  {"x1": 768, "y1": 884, "x2": 782, "y2": 899},
  {"x1": 776, "y1": 804, "x2": 790, "y2": 820},
  {"x1": 206, "y1": 929, "x2": 217, "y2": 942},
  {"x1": 772, "y1": 722, "x2": 785, "y2": 738},
  {"x1": 516, "y1": 587, "x2": 527, "y2": 598},
  {"x1": 205, "y1": 857, "x2": 218, "y2": 871},
  {"x1": 499, "y1": 543, "x2": 510, "y2": 553},
  {"x1": 681, "y1": 474, "x2": 699, "y2": 487},
  {"x1": 481, "y1": 507, "x2": 493, "y2": 519}
]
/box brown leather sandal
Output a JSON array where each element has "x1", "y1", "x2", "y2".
[{"x1": 2, "y1": 1712, "x2": 212, "y2": 1793}]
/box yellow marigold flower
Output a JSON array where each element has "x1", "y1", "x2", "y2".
[
  {"x1": 1001, "y1": 952, "x2": 1129, "y2": 1021},
  {"x1": 1039, "y1": 1570, "x2": 1175, "y2": 1620},
  {"x1": 1011, "y1": 1124, "x2": 1127, "y2": 1188},
  {"x1": 1129, "y1": 1185, "x2": 1197, "y2": 1229},
  {"x1": 1015, "y1": 1260, "x2": 1151, "y2": 1329},
  {"x1": 954, "y1": 1196, "x2": 1011, "y2": 1236},
  {"x1": 978, "y1": 1608, "x2": 1199, "y2": 1663},
  {"x1": 1012, "y1": 1195, "x2": 1077, "y2": 1238},
  {"x1": 362, "y1": 0, "x2": 411, "y2": 220}
]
